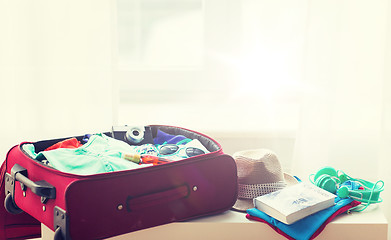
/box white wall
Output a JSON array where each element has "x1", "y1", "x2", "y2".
[{"x1": 0, "y1": 0, "x2": 115, "y2": 158}]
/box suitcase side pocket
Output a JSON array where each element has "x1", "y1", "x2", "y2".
[{"x1": 64, "y1": 154, "x2": 237, "y2": 239}]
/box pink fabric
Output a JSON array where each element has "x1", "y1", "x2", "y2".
[{"x1": 44, "y1": 138, "x2": 82, "y2": 151}]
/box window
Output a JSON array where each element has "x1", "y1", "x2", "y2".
[
  {"x1": 117, "y1": 0, "x2": 204, "y2": 68},
  {"x1": 115, "y1": 0, "x2": 304, "y2": 136}
]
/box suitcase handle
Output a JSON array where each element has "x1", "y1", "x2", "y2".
[
  {"x1": 126, "y1": 184, "x2": 190, "y2": 212},
  {"x1": 11, "y1": 164, "x2": 56, "y2": 202}
]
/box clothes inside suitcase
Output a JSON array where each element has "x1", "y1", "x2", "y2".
[{"x1": 1, "y1": 125, "x2": 238, "y2": 240}]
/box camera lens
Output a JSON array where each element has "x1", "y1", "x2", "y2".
[{"x1": 125, "y1": 127, "x2": 144, "y2": 144}]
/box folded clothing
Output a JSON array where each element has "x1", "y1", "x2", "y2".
[
  {"x1": 246, "y1": 198, "x2": 360, "y2": 240},
  {"x1": 21, "y1": 130, "x2": 210, "y2": 175},
  {"x1": 33, "y1": 134, "x2": 148, "y2": 175}
]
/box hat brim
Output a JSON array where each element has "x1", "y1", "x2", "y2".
[{"x1": 231, "y1": 173, "x2": 299, "y2": 212}]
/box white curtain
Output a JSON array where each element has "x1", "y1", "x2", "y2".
[
  {"x1": 1, "y1": 0, "x2": 390, "y2": 237},
  {"x1": 292, "y1": 0, "x2": 391, "y2": 236},
  {"x1": 116, "y1": 0, "x2": 391, "y2": 233},
  {"x1": 222, "y1": 0, "x2": 391, "y2": 235},
  {"x1": 0, "y1": 0, "x2": 115, "y2": 157}
]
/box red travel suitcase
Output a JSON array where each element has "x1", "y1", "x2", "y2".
[{"x1": 0, "y1": 125, "x2": 238, "y2": 240}]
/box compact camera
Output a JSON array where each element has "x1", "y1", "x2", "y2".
[{"x1": 111, "y1": 125, "x2": 154, "y2": 146}]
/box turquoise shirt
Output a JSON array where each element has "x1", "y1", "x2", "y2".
[{"x1": 35, "y1": 134, "x2": 146, "y2": 175}]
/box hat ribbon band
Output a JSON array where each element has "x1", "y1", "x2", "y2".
[{"x1": 238, "y1": 181, "x2": 287, "y2": 199}]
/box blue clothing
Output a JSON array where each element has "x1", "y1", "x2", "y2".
[
  {"x1": 82, "y1": 134, "x2": 92, "y2": 144},
  {"x1": 247, "y1": 197, "x2": 354, "y2": 240},
  {"x1": 153, "y1": 129, "x2": 189, "y2": 145}
]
